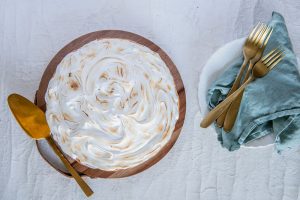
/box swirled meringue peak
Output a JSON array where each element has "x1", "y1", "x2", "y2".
[{"x1": 45, "y1": 38, "x2": 179, "y2": 170}]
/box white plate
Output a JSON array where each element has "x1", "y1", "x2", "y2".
[
  {"x1": 36, "y1": 140, "x2": 69, "y2": 174},
  {"x1": 197, "y1": 38, "x2": 300, "y2": 148}
]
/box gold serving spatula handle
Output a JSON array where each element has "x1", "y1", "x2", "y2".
[{"x1": 46, "y1": 136, "x2": 94, "y2": 197}]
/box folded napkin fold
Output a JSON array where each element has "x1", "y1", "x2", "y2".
[{"x1": 207, "y1": 12, "x2": 300, "y2": 152}]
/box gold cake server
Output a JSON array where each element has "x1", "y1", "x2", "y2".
[{"x1": 7, "y1": 93, "x2": 93, "y2": 197}]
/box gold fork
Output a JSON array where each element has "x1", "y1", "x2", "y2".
[
  {"x1": 223, "y1": 25, "x2": 273, "y2": 132},
  {"x1": 216, "y1": 23, "x2": 273, "y2": 127},
  {"x1": 200, "y1": 48, "x2": 284, "y2": 128}
]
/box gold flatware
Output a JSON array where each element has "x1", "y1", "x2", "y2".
[
  {"x1": 201, "y1": 48, "x2": 284, "y2": 128},
  {"x1": 216, "y1": 23, "x2": 273, "y2": 127},
  {"x1": 7, "y1": 94, "x2": 94, "y2": 197},
  {"x1": 223, "y1": 25, "x2": 273, "y2": 132}
]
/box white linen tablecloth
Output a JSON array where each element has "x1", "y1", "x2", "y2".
[{"x1": 1, "y1": 0, "x2": 300, "y2": 199}]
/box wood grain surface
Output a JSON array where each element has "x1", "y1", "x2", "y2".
[{"x1": 35, "y1": 30, "x2": 186, "y2": 178}]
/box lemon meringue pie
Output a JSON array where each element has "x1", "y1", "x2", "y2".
[{"x1": 45, "y1": 38, "x2": 179, "y2": 170}]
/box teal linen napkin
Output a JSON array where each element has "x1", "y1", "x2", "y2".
[{"x1": 207, "y1": 12, "x2": 300, "y2": 152}]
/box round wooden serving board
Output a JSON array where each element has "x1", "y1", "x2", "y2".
[{"x1": 35, "y1": 30, "x2": 186, "y2": 178}]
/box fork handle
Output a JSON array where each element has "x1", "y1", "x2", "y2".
[
  {"x1": 216, "y1": 58, "x2": 249, "y2": 127},
  {"x1": 223, "y1": 61, "x2": 255, "y2": 132},
  {"x1": 200, "y1": 76, "x2": 254, "y2": 128}
]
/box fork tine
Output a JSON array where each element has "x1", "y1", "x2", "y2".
[
  {"x1": 264, "y1": 50, "x2": 282, "y2": 65},
  {"x1": 262, "y1": 48, "x2": 278, "y2": 62},
  {"x1": 249, "y1": 23, "x2": 264, "y2": 42},
  {"x1": 254, "y1": 25, "x2": 267, "y2": 45},
  {"x1": 262, "y1": 27, "x2": 273, "y2": 48},
  {"x1": 250, "y1": 23, "x2": 265, "y2": 43},
  {"x1": 268, "y1": 55, "x2": 284, "y2": 71},
  {"x1": 257, "y1": 26, "x2": 272, "y2": 47},
  {"x1": 266, "y1": 51, "x2": 283, "y2": 67},
  {"x1": 247, "y1": 22, "x2": 261, "y2": 42}
]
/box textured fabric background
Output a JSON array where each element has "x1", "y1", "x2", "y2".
[{"x1": 1, "y1": 0, "x2": 300, "y2": 200}]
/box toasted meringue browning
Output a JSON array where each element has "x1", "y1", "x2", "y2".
[{"x1": 45, "y1": 39, "x2": 179, "y2": 170}]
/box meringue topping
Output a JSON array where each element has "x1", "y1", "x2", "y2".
[{"x1": 45, "y1": 39, "x2": 179, "y2": 170}]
